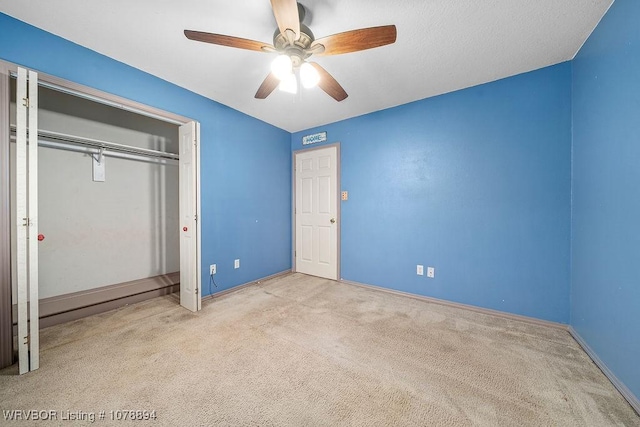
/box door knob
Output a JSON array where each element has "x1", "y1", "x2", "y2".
[{"x1": 330, "y1": 218, "x2": 336, "y2": 224}]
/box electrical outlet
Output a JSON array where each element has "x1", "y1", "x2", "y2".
[
  {"x1": 417, "y1": 265, "x2": 424, "y2": 276},
  {"x1": 234, "y1": 259, "x2": 240, "y2": 269},
  {"x1": 209, "y1": 264, "x2": 216, "y2": 275},
  {"x1": 427, "y1": 267, "x2": 435, "y2": 278}
]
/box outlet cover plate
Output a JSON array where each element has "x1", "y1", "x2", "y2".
[{"x1": 427, "y1": 267, "x2": 435, "y2": 278}]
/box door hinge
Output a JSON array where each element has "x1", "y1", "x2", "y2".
[
  {"x1": 22, "y1": 217, "x2": 29, "y2": 227},
  {"x1": 23, "y1": 97, "x2": 29, "y2": 108},
  {"x1": 195, "y1": 287, "x2": 198, "y2": 295},
  {"x1": 194, "y1": 214, "x2": 198, "y2": 222}
]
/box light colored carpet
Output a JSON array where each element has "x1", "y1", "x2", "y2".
[{"x1": 1, "y1": 273, "x2": 638, "y2": 426}]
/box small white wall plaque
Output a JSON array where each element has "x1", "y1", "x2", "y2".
[{"x1": 302, "y1": 132, "x2": 327, "y2": 145}]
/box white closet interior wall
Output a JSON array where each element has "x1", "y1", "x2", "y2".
[{"x1": 10, "y1": 82, "x2": 179, "y2": 301}]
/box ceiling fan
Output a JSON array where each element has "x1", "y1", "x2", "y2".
[{"x1": 184, "y1": 0, "x2": 397, "y2": 102}]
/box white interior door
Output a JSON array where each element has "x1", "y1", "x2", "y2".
[
  {"x1": 16, "y1": 67, "x2": 39, "y2": 374},
  {"x1": 178, "y1": 121, "x2": 200, "y2": 312},
  {"x1": 295, "y1": 145, "x2": 338, "y2": 280}
]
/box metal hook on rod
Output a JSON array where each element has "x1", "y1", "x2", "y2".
[{"x1": 92, "y1": 147, "x2": 105, "y2": 164}]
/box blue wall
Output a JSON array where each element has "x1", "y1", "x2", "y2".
[
  {"x1": 0, "y1": 13, "x2": 292, "y2": 296},
  {"x1": 293, "y1": 64, "x2": 573, "y2": 323},
  {"x1": 3, "y1": 5, "x2": 638, "y2": 405},
  {"x1": 571, "y1": 0, "x2": 640, "y2": 400}
]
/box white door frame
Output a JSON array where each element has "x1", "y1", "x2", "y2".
[
  {"x1": 292, "y1": 143, "x2": 341, "y2": 280},
  {"x1": 0, "y1": 59, "x2": 202, "y2": 370}
]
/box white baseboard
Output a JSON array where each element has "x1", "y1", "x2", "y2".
[
  {"x1": 569, "y1": 327, "x2": 640, "y2": 415},
  {"x1": 339, "y1": 278, "x2": 638, "y2": 415},
  {"x1": 340, "y1": 278, "x2": 568, "y2": 330},
  {"x1": 202, "y1": 269, "x2": 292, "y2": 301}
]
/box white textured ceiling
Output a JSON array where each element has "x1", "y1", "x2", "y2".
[{"x1": 0, "y1": 0, "x2": 612, "y2": 132}]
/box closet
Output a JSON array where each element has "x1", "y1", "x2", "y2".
[
  {"x1": 0, "y1": 64, "x2": 201, "y2": 373},
  {"x1": 10, "y1": 78, "x2": 181, "y2": 300}
]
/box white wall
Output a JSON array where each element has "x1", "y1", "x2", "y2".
[{"x1": 11, "y1": 84, "x2": 179, "y2": 301}]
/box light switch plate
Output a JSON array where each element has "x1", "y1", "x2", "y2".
[
  {"x1": 234, "y1": 259, "x2": 240, "y2": 269},
  {"x1": 341, "y1": 191, "x2": 348, "y2": 201},
  {"x1": 417, "y1": 265, "x2": 424, "y2": 275}
]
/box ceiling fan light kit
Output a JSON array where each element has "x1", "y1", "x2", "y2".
[
  {"x1": 300, "y1": 62, "x2": 320, "y2": 89},
  {"x1": 184, "y1": 0, "x2": 397, "y2": 101},
  {"x1": 271, "y1": 54, "x2": 293, "y2": 81}
]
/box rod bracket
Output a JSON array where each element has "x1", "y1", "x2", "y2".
[{"x1": 95, "y1": 147, "x2": 104, "y2": 164}]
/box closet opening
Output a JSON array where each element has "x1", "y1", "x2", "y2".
[
  {"x1": 0, "y1": 62, "x2": 201, "y2": 371},
  {"x1": 9, "y1": 77, "x2": 181, "y2": 326}
]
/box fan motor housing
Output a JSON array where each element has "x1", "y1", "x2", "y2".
[{"x1": 273, "y1": 23, "x2": 314, "y2": 65}]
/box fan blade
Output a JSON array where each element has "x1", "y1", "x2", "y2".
[
  {"x1": 311, "y1": 25, "x2": 397, "y2": 56},
  {"x1": 184, "y1": 30, "x2": 273, "y2": 52},
  {"x1": 270, "y1": 0, "x2": 300, "y2": 40},
  {"x1": 255, "y1": 73, "x2": 280, "y2": 99},
  {"x1": 310, "y1": 63, "x2": 348, "y2": 102}
]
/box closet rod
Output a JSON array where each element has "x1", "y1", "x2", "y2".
[
  {"x1": 10, "y1": 125, "x2": 179, "y2": 160},
  {"x1": 9, "y1": 135, "x2": 178, "y2": 166}
]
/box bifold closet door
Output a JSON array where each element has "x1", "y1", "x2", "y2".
[
  {"x1": 16, "y1": 67, "x2": 39, "y2": 374},
  {"x1": 179, "y1": 121, "x2": 200, "y2": 312}
]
